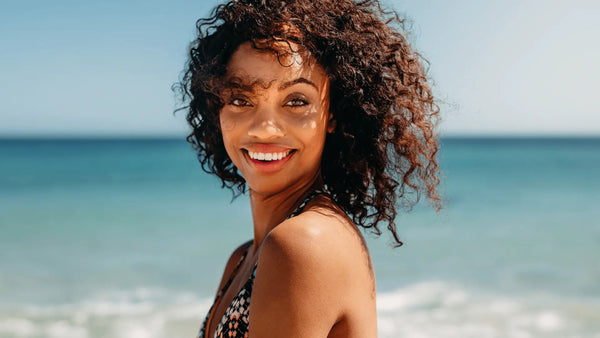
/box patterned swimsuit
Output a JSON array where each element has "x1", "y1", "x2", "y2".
[{"x1": 197, "y1": 190, "x2": 326, "y2": 338}]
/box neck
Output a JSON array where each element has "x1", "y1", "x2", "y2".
[{"x1": 248, "y1": 172, "x2": 324, "y2": 254}]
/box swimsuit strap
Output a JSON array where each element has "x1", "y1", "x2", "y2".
[
  {"x1": 286, "y1": 188, "x2": 329, "y2": 219},
  {"x1": 217, "y1": 245, "x2": 250, "y2": 297},
  {"x1": 198, "y1": 241, "x2": 252, "y2": 338}
]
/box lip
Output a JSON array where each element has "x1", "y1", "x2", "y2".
[{"x1": 243, "y1": 147, "x2": 295, "y2": 174}]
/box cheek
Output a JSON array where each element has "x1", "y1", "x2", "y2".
[
  {"x1": 220, "y1": 113, "x2": 237, "y2": 132},
  {"x1": 288, "y1": 113, "x2": 328, "y2": 151},
  {"x1": 219, "y1": 115, "x2": 239, "y2": 161},
  {"x1": 286, "y1": 106, "x2": 327, "y2": 131},
  {"x1": 303, "y1": 120, "x2": 318, "y2": 129},
  {"x1": 220, "y1": 129, "x2": 234, "y2": 159}
]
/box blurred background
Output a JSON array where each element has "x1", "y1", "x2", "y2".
[{"x1": 1, "y1": 0, "x2": 598, "y2": 337}]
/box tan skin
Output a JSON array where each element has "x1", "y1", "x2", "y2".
[{"x1": 204, "y1": 41, "x2": 377, "y2": 338}]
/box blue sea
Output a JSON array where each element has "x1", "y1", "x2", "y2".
[{"x1": 1, "y1": 137, "x2": 599, "y2": 338}]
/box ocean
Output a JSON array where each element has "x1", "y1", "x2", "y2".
[{"x1": 0, "y1": 137, "x2": 599, "y2": 338}]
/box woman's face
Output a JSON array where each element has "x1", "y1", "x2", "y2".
[{"x1": 219, "y1": 41, "x2": 333, "y2": 195}]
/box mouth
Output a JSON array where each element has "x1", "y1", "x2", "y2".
[
  {"x1": 242, "y1": 148, "x2": 296, "y2": 173},
  {"x1": 246, "y1": 149, "x2": 295, "y2": 162}
]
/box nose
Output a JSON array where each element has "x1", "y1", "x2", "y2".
[{"x1": 247, "y1": 105, "x2": 284, "y2": 140}]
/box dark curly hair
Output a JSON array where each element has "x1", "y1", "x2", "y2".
[{"x1": 177, "y1": 0, "x2": 441, "y2": 246}]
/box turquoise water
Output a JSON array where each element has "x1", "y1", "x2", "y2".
[{"x1": 1, "y1": 137, "x2": 599, "y2": 337}]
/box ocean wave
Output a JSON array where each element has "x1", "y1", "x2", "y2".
[
  {"x1": 376, "y1": 281, "x2": 600, "y2": 338},
  {"x1": 1, "y1": 282, "x2": 599, "y2": 338}
]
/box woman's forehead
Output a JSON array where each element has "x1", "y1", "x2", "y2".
[{"x1": 224, "y1": 42, "x2": 328, "y2": 90}]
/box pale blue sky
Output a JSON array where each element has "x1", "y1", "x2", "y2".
[{"x1": 0, "y1": 0, "x2": 598, "y2": 137}]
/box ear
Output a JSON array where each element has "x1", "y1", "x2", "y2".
[{"x1": 326, "y1": 112, "x2": 336, "y2": 133}]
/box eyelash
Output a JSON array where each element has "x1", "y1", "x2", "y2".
[
  {"x1": 229, "y1": 98, "x2": 250, "y2": 107},
  {"x1": 228, "y1": 97, "x2": 309, "y2": 108},
  {"x1": 285, "y1": 98, "x2": 309, "y2": 107}
]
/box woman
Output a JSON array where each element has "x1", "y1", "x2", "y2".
[{"x1": 179, "y1": 0, "x2": 440, "y2": 336}]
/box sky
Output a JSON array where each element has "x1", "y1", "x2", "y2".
[{"x1": 0, "y1": 0, "x2": 598, "y2": 137}]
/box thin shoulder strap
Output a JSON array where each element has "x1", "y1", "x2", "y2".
[
  {"x1": 286, "y1": 188, "x2": 328, "y2": 219},
  {"x1": 215, "y1": 240, "x2": 252, "y2": 297},
  {"x1": 201, "y1": 241, "x2": 253, "y2": 337}
]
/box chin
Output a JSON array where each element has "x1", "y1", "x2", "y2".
[{"x1": 245, "y1": 174, "x2": 300, "y2": 196}]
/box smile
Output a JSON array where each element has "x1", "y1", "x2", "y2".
[
  {"x1": 243, "y1": 148, "x2": 296, "y2": 173},
  {"x1": 247, "y1": 150, "x2": 293, "y2": 162}
]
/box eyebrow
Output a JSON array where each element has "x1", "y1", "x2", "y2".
[
  {"x1": 223, "y1": 76, "x2": 317, "y2": 91},
  {"x1": 278, "y1": 77, "x2": 318, "y2": 90}
]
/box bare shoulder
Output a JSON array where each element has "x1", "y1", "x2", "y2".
[
  {"x1": 249, "y1": 202, "x2": 376, "y2": 337},
  {"x1": 263, "y1": 205, "x2": 374, "y2": 282}
]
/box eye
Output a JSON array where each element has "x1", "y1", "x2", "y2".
[
  {"x1": 231, "y1": 98, "x2": 249, "y2": 106},
  {"x1": 228, "y1": 97, "x2": 251, "y2": 107},
  {"x1": 285, "y1": 98, "x2": 309, "y2": 107}
]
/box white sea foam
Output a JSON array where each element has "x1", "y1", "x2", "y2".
[
  {"x1": 0, "y1": 318, "x2": 37, "y2": 337},
  {"x1": 375, "y1": 281, "x2": 598, "y2": 338},
  {"x1": 46, "y1": 321, "x2": 88, "y2": 338},
  {"x1": 1, "y1": 283, "x2": 598, "y2": 338}
]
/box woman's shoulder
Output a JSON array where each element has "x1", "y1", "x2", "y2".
[
  {"x1": 249, "y1": 201, "x2": 376, "y2": 335},
  {"x1": 265, "y1": 198, "x2": 373, "y2": 275},
  {"x1": 267, "y1": 206, "x2": 374, "y2": 286},
  {"x1": 254, "y1": 194, "x2": 374, "y2": 284}
]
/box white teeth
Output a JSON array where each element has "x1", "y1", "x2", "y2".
[{"x1": 248, "y1": 150, "x2": 291, "y2": 161}]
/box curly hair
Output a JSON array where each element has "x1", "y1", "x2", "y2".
[{"x1": 178, "y1": 0, "x2": 441, "y2": 246}]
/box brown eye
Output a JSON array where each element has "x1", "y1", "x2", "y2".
[
  {"x1": 285, "y1": 98, "x2": 308, "y2": 107},
  {"x1": 229, "y1": 98, "x2": 251, "y2": 107}
]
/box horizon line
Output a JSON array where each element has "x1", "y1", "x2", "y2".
[{"x1": 1, "y1": 133, "x2": 599, "y2": 141}]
